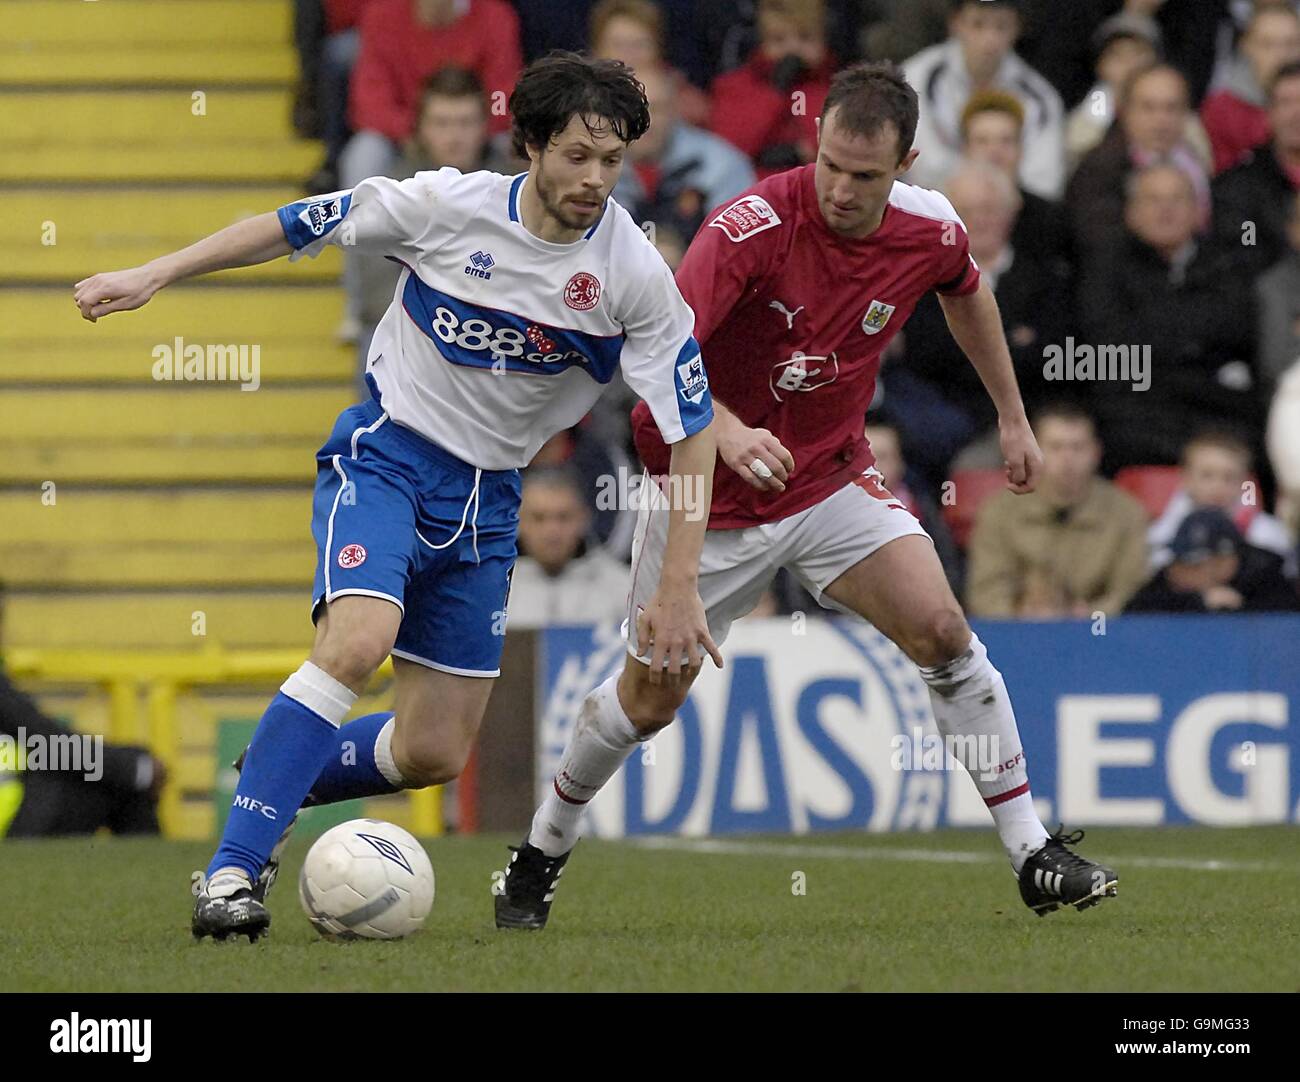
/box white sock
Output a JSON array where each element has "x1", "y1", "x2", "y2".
[
  {"x1": 918, "y1": 633, "x2": 1049, "y2": 874},
  {"x1": 528, "y1": 674, "x2": 643, "y2": 857},
  {"x1": 373, "y1": 716, "x2": 412, "y2": 788}
]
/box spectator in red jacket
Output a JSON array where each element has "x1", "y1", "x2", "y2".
[
  {"x1": 709, "y1": 0, "x2": 838, "y2": 177},
  {"x1": 1201, "y1": 4, "x2": 1300, "y2": 174},
  {"x1": 335, "y1": 0, "x2": 521, "y2": 340},
  {"x1": 342, "y1": 0, "x2": 521, "y2": 189}
]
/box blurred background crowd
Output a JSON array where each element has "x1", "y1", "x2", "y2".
[{"x1": 288, "y1": 0, "x2": 1300, "y2": 623}]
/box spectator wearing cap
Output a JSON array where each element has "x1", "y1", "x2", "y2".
[
  {"x1": 959, "y1": 90, "x2": 1071, "y2": 276},
  {"x1": 1065, "y1": 12, "x2": 1162, "y2": 173},
  {"x1": 1212, "y1": 58, "x2": 1300, "y2": 278},
  {"x1": 1125, "y1": 507, "x2": 1300, "y2": 613},
  {"x1": 966, "y1": 403, "x2": 1150, "y2": 618},
  {"x1": 506, "y1": 468, "x2": 633, "y2": 628},
  {"x1": 1201, "y1": 4, "x2": 1300, "y2": 174},
  {"x1": 1149, "y1": 431, "x2": 1296, "y2": 577},
  {"x1": 1080, "y1": 163, "x2": 1259, "y2": 471},
  {"x1": 1066, "y1": 62, "x2": 1212, "y2": 262},
  {"x1": 611, "y1": 65, "x2": 755, "y2": 242},
  {"x1": 1256, "y1": 190, "x2": 1300, "y2": 391},
  {"x1": 709, "y1": 0, "x2": 839, "y2": 177},
  {"x1": 902, "y1": 0, "x2": 1065, "y2": 199}
]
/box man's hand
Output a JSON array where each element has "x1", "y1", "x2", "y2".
[
  {"x1": 999, "y1": 416, "x2": 1043, "y2": 495},
  {"x1": 636, "y1": 579, "x2": 723, "y2": 687},
  {"x1": 717, "y1": 419, "x2": 795, "y2": 494},
  {"x1": 74, "y1": 266, "x2": 161, "y2": 322},
  {"x1": 1202, "y1": 585, "x2": 1243, "y2": 611}
]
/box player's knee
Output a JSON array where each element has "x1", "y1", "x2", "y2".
[
  {"x1": 396, "y1": 738, "x2": 468, "y2": 788},
  {"x1": 903, "y1": 608, "x2": 971, "y2": 668},
  {"x1": 311, "y1": 630, "x2": 391, "y2": 689},
  {"x1": 619, "y1": 668, "x2": 690, "y2": 736}
]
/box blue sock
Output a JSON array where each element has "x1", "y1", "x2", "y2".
[
  {"x1": 206, "y1": 664, "x2": 355, "y2": 883},
  {"x1": 307, "y1": 712, "x2": 403, "y2": 804}
]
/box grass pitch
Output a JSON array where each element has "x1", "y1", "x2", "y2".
[{"x1": 3, "y1": 827, "x2": 1297, "y2": 992}]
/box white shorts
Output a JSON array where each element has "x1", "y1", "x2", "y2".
[{"x1": 623, "y1": 467, "x2": 931, "y2": 664}]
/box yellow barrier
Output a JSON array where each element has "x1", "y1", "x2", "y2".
[{"x1": 5, "y1": 647, "x2": 442, "y2": 840}]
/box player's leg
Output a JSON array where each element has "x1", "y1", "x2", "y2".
[
  {"x1": 194, "y1": 595, "x2": 399, "y2": 941},
  {"x1": 194, "y1": 400, "x2": 418, "y2": 940},
  {"x1": 792, "y1": 479, "x2": 1117, "y2": 913},
  {"x1": 498, "y1": 483, "x2": 773, "y2": 929},
  {"x1": 304, "y1": 654, "x2": 495, "y2": 805}
]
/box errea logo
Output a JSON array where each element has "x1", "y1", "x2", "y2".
[{"x1": 465, "y1": 250, "x2": 495, "y2": 279}]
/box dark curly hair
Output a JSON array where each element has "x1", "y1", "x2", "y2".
[{"x1": 509, "y1": 51, "x2": 650, "y2": 159}]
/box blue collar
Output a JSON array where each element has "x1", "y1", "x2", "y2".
[{"x1": 509, "y1": 173, "x2": 603, "y2": 240}]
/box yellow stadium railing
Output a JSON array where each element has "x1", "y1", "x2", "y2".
[{"x1": 5, "y1": 647, "x2": 441, "y2": 840}]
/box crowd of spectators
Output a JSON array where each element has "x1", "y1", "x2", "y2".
[{"x1": 289, "y1": 0, "x2": 1300, "y2": 624}]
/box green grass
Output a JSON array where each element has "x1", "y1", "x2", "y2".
[{"x1": 2, "y1": 827, "x2": 1297, "y2": 992}]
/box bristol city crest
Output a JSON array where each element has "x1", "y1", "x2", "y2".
[
  {"x1": 861, "y1": 299, "x2": 897, "y2": 335},
  {"x1": 564, "y1": 272, "x2": 601, "y2": 311}
]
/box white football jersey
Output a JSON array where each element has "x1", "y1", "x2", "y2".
[{"x1": 277, "y1": 168, "x2": 712, "y2": 469}]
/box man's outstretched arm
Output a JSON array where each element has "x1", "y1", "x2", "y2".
[
  {"x1": 74, "y1": 211, "x2": 291, "y2": 322},
  {"x1": 639, "y1": 424, "x2": 724, "y2": 684},
  {"x1": 938, "y1": 279, "x2": 1043, "y2": 494}
]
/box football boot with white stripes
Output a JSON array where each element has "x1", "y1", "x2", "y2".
[
  {"x1": 1019, "y1": 827, "x2": 1118, "y2": 916},
  {"x1": 494, "y1": 841, "x2": 572, "y2": 930},
  {"x1": 192, "y1": 870, "x2": 270, "y2": 942}
]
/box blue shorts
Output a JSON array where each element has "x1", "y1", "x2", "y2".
[{"x1": 310, "y1": 397, "x2": 521, "y2": 677}]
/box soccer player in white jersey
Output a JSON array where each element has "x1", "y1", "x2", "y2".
[
  {"x1": 498, "y1": 63, "x2": 1118, "y2": 928},
  {"x1": 74, "y1": 53, "x2": 722, "y2": 942}
]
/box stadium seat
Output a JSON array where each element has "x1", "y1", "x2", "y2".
[
  {"x1": 0, "y1": 0, "x2": 338, "y2": 654},
  {"x1": 942, "y1": 468, "x2": 1008, "y2": 549},
  {"x1": 1114, "y1": 466, "x2": 1182, "y2": 519}
]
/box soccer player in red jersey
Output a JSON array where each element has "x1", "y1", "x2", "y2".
[{"x1": 497, "y1": 63, "x2": 1118, "y2": 927}]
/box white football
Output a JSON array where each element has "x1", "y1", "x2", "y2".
[{"x1": 298, "y1": 819, "x2": 435, "y2": 940}]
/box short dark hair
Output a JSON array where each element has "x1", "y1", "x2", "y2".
[
  {"x1": 1031, "y1": 400, "x2": 1097, "y2": 435},
  {"x1": 419, "y1": 67, "x2": 486, "y2": 113},
  {"x1": 949, "y1": 0, "x2": 1022, "y2": 15},
  {"x1": 1182, "y1": 429, "x2": 1252, "y2": 468},
  {"x1": 821, "y1": 62, "x2": 919, "y2": 162},
  {"x1": 1271, "y1": 58, "x2": 1300, "y2": 102},
  {"x1": 509, "y1": 51, "x2": 650, "y2": 159}
]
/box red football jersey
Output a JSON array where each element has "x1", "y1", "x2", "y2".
[{"x1": 633, "y1": 164, "x2": 981, "y2": 529}]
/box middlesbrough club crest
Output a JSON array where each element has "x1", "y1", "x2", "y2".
[
  {"x1": 337, "y1": 543, "x2": 367, "y2": 569},
  {"x1": 564, "y1": 272, "x2": 601, "y2": 311}
]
